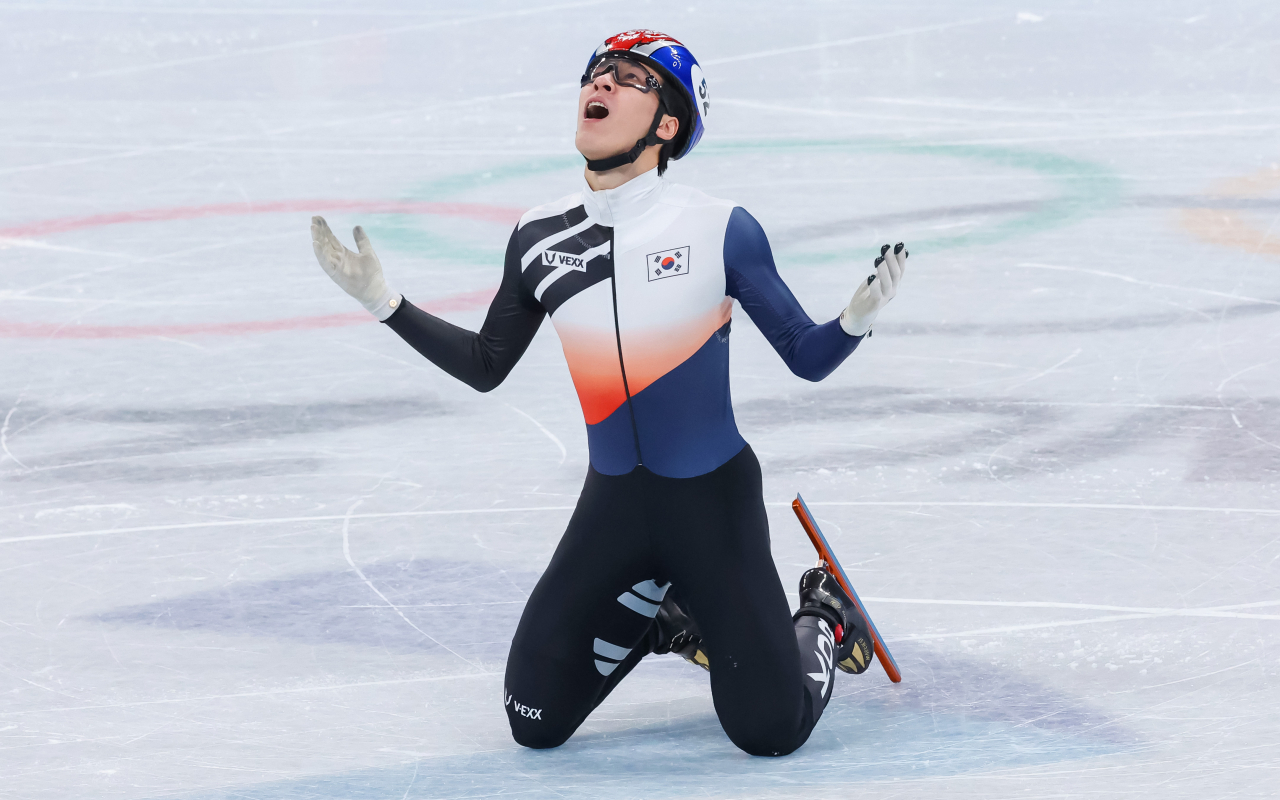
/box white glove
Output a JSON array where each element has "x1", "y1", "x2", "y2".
[
  {"x1": 311, "y1": 216, "x2": 402, "y2": 321},
  {"x1": 839, "y1": 242, "x2": 907, "y2": 336}
]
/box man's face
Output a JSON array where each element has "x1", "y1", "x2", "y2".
[{"x1": 575, "y1": 57, "x2": 664, "y2": 162}]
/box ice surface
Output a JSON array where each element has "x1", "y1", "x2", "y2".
[{"x1": 1, "y1": 1, "x2": 1279, "y2": 798}]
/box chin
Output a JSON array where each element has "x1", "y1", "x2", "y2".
[{"x1": 575, "y1": 136, "x2": 620, "y2": 164}]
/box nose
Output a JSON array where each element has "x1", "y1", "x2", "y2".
[{"x1": 591, "y1": 74, "x2": 615, "y2": 92}]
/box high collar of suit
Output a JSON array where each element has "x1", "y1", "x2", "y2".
[{"x1": 581, "y1": 167, "x2": 665, "y2": 227}]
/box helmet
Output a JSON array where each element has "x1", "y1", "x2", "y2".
[{"x1": 580, "y1": 30, "x2": 709, "y2": 171}]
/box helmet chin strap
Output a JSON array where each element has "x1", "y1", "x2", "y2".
[{"x1": 585, "y1": 102, "x2": 668, "y2": 173}]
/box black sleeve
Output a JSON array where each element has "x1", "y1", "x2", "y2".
[{"x1": 383, "y1": 227, "x2": 545, "y2": 392}]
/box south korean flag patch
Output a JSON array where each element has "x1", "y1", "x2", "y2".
[{"x1": 646, "y1": 246, "x2": 690, "y2": 281}]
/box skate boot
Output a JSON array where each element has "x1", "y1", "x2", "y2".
[
  {"x1": 793, "y1": 567, "x2": 873, "y2": 674},
  {"x1": 648, "y1": 586, "x2": 710, "y2": 671}
]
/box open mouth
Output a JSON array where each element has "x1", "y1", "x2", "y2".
[{"x1": 584, "y1": 100, "x2": 609, "y2": 120}]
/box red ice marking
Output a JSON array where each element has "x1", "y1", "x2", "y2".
[
  {"x1": 0, "y1": 199, "x2": 524, "y2": 239},
  {"x1": 0, "y1": 198, "x2": 518, "y2": 339},
  {"x1": 0, "y1": 288, "x2": 498, "y2": 340}
]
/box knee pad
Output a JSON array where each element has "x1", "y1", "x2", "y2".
[
  {"x1": 716, "y1": 691, "x2": 813, "y2": 757},
  {"x1": 505, "y1": 687, "x2": 572, "y2": 749},
  {"x1": 509, "y1": 723, "x2": 572, "y2": 750},
  {"x1": 727, "y1": 729, "x2": 805, "y2": 758}
]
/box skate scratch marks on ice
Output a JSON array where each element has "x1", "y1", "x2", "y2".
[
  {"x1": 340, "y1": 498, "x2": 482, "y2": 670},
  {"x1": 9, "y1": 0, "x2": 615, "y2": 88},
  {"x1": 1003, "y1": 348, "x2": 1081, "y2": 391},
  {"x1": 866, "y1": 596, "x2": 1280, "y2": 615},
  {"x1": 871, "y1": 597, "x2": 1280, "y2": 641},
  {"x1": 892, "y1": 611, "x2": 1280, "y2": 641},
  {"x1": 0, "y1": 200, "x2": 509, "y2": 340},
  {"x1": 504, "y1": 403, "x2": 567, "y2": 465},
  {"x1": 0, "y1": 84, "x2": 575, "y2": 178},
  {"x1": 1, "y1": 403, "x2": 30, "y2": 470},
  {"x1": 1213, "y1": 360, "x2": 1280, "y2": 452},
  {"x1": 1, "y1": 672, "x2": 495, "y2": 717},
  {"x1": 4, "y1": 501, "x2": 1278, "y2": 546},
  {"x1": 1017, "y1": 262, "x2": 1280, "y2": 307},
  {"x1": 0, "y1": 506, "x2": 578, "y2": 545},
  {"x1": 705, "y1": 18, "x2": 996, "y2": 66}
]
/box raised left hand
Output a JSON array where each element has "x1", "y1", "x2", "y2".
[{"x1": 839, "y1": 242, "x2": 906, "y2": 336}]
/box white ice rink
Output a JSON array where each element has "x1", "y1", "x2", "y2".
[{"x1": 2, "y1": 2, "x2": 1279, "y2": 798}]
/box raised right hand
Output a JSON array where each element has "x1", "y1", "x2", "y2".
[{"x1": 311, "y1": 216, "x2": 402, "y2": 320}]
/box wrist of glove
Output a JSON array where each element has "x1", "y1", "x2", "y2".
[
  {"x1": 840, "y1": 242, "x2": 907, "y2": 336},
  {"x1": 311, "y1": 216, "x2": 402, "y2": 321}
]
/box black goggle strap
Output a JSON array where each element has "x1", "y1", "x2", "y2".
[{"x1": 584, "y1": 95, "x2": 669, "y2": 173}]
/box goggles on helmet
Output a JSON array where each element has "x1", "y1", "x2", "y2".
[{"x1": 581, "y1": 55, "x2": 662, "y2": 93}]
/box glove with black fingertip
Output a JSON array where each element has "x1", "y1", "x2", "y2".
[{"x1": 839, "y1": 242, "x2": 907, "y2": 336}]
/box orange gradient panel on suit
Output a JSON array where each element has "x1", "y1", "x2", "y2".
[
  {"x1": 550, "y1": 280, "x2": 630, "y2": 425},
  {"x1": 555, "y1": 321, "x2": 629, "y2": 425},
  {"x1": 618, "y1": 298, "x2": 733, "y2": 396}
]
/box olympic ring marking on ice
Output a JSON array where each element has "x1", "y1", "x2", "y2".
[
  {"x1": 0, "y1": 288, "x2": 499, "y2": 340},
  {"x1": 0, "y1": 199, "x2": 523, "y2": 239},
  {"x1": 1177, "y1": 165, "x2": 1280, "y2": 259},
  {"x1": 386, "y1": 141, "x2": 1125, "y2": 266},
  {"x1": 0, "y1": 199, "x2": 521, "y2": 340}
]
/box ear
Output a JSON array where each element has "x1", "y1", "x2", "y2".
[{"x1": 656, "y1": 113, "x2": 680, "y2": 143}]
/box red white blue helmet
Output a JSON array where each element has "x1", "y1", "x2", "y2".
[{"x1": 585, "y1": 30, "x2": 708, "y2": 160}]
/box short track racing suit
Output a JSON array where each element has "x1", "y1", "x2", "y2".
[{"x1": 383, "y1": 168, "x2": 865, "y2": 756}]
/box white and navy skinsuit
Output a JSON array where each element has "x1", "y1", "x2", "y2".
[{"x1": 385, "y1": 168, "x2": 865, "y2": 756}]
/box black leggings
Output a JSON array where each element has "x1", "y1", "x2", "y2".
[{"x1": 503, "y1": 445, "x2": 838, "y2": 757}]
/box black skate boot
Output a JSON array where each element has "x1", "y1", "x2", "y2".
[
  {"x1": 647, "y1": 586, "x2": 709, "y2": 671},
  {"x1": 793, "y1": 567, "x2": 873, "y2": 674}
]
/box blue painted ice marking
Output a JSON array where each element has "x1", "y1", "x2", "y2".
[
  {"x1": 163, "y1": 643, "x2": 1140, "y2": 800},
  {"x1": 94, "y1": 558, "x2": 541, "y2": 659}
]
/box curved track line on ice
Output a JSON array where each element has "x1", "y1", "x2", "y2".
[
  {"x1": 5, "y1": 499, "x2": 1277, "y2": 545},
  {"x1": 0, "y1": 199, "x2": 520, "y2": 338},
  {"x1": 340, "y1": 498, "x2": 483, "y2": 670},
  {"x1": 1, "y1": 672, "x2": 498, "y2": 717}
]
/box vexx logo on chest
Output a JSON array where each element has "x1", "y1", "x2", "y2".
[
  {"x1": 647, "y1": 246, "x2": 690, "y2": 281},
  {"x1": 542, "y1": 249, "x2": 588, "y2": 272}
]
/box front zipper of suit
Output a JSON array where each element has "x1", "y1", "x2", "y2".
[{"x1": 607, "y1": 227, "x2": 644, "y2": 466}]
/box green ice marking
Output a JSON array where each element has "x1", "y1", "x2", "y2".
[
  {"x1": 365, "y1": 140, "x2": 1120, "y2": 266},
  {"x1": 407, "y1": 155, "x2": 582, "y2": 201},
  {"x1": 883, "y1": 141, "x2": 1120, "y2": 253},
  {"x1": 358, "y1": 217, "x2": 493, "y2": 265},
  {"x1": 701, "y1": 138, "x2": 1122, "y2": 264},
  {"x1": 362, "y1": 156, "x2": 581, "y2": 263}
]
